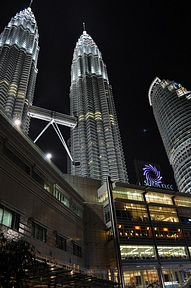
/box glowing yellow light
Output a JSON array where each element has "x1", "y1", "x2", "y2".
[
  {"x1": 163, "y1": 228, "x2": 168, "y2": 232},
  {"x1": 134, "y1": 226, "x2": 140, "y2": 230}
]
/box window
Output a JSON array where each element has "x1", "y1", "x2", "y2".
[
  {"x1": 123, "y1": 270, "x2": 159, "y2": 288},
  {"x1": 0, "y1": 206, "x2": 19, "y2": 230},
  {"x1": 180, "y1": 217, "x2": 191, "y2": 224},
  {"x1": 113, "y1": 188, "x2": 144, "y2": 202},
  {"x1": 120, "y1": 245, "x2": 156, "y2": 260},
  {"x1": 32, "y1": 222, "x2": 47, "y2": 242},
  {"x1": 174, "y1": 196, "x2": 191, "y2": 207},
  {"x1": 53, "y1": 185, "x2": 70, "y2": 208},
  {"x1": 32, "y1": 170, "x2": 45, "y2": 187},
  {"x1": 149, "y1": 206, "x2": 179, "y2": 222},
  {"x1": 44, "y1": 182, "x2": 51, "y2": 193},
  {"x1": 72, "y1": 242, "x2": 82, "y2": 257},
  {"x1": 153, "y1": 227, "x2": 182, "y2": 239},
  {"x1": 145, "y1": 192, "x2": 173, "y2": 205},
  {"x1": 3, "y1": 145, "x2": 30, "y2": 175},
  {"x1": 53, "y1": 185, "x2": 83, "y2": 217},
  {"x1": 115, "y1": 202, "x2": 148, "y2": 222},
  {"x1": 56, "y1": 234, "x2": 67, "y2": 251},
  {"x1": 118, "y1": 224, "x2": 152, "y2": 239},
  {"x1": 157, "y1": 246, "x2": 187, "y2": 259}
]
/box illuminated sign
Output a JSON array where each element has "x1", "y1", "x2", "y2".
[{"x1": 143, "y1": 164, "x2": 173, "y2": 190}]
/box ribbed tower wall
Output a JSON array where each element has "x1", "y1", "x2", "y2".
[
  {"x1": 0, "y1": 7, "x2": 39, "y2": 133},
  {"x1": 149, "y1": 78, "x2": 191, "y2": 193},
  {"x1": 69, "y1": 31, "x2": 128, "y2": 183}
]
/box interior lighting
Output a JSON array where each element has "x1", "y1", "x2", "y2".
[
  {"x1": 163, "y1": 228, "x2": 168, "y2": 232},
  {"x1": 134, "y1": 226, "x2": 141, "y2": 230}
]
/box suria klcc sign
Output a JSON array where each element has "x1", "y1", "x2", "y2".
[{"x1": 143, "y1": 164, "x2": 173, "y2": 190}]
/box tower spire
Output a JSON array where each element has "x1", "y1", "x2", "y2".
[
  {"x1": 29, "y1": 0, "x2": 33, "y2": 7},
  {"x1": 83, "y1": 22, "x2": 86, "y2": 34}
]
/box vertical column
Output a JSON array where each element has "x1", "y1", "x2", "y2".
[
  {"x1": 106, "y1": 176, "x2": 125, "y2": 288},
  {"x1": 143, "y1": 191, "x2": 165, "y2": 288},
  {"x1": 140, "y1": 270, "x2": 146, "y2": 287}
]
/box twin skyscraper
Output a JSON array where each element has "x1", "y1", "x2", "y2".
[
  {"x1": 1, "y1": 6, "x2": 191, "y2": 193},
  {"x1": 0, "y1": 6, "x2": 128, "y2": 184}
]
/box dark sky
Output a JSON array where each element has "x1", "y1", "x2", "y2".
[{"x1": 1, "y1": 0, "x2": 191, "y2": 188}]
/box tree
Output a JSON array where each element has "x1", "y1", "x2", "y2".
[{"x1": 0, "y1": 232, "x2": 36, "y2": 287}]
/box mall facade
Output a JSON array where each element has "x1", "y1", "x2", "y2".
[
  {"x1": 1, "y1": 110, "x2": 191, "y2": 287},
  {"x1": 98, "y1": 180, "x2": 191, "y2": 287}
]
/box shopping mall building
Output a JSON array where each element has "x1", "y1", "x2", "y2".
[{"x1": 1, "y1": 110, "x2": 191, "y2": 287}]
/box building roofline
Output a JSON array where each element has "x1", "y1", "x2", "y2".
[{"x1": 148, "y1": 77, "x2": 161, "y2": 106}]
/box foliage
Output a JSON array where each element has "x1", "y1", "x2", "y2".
[{"x1": 0, "y1": 232, "x2": 36, "y2": 287}]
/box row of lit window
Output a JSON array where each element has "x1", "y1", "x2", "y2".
[
  {"x1": 120, "y1": 245, "x2": 190, "y2": 260},
  {"x1": 117, "y1": 225, "x2": 182, "y2": 239},
  {"x1": 105, "y1": 202, "x2": 191, "y2": 224},
  {"x1": 115, "y1": 204, "x2": 179, "y2": 223},
  {"x1": 99, "y1": 188, "x2": 191, "y2": 208}
]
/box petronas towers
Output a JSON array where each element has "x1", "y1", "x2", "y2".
[
  {"x1": 0, "y1": 6, "x2": 128, "y2": 183},
  {"x1": 0, "y1": 7, "x2": 39, "y2": 133},
  {"x1": 69, "y1": 30, "x2": 128, "y2": 182}
]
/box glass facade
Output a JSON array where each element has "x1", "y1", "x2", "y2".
[
  {"x1": 148, "y1": 206, "x2": 179, "y2": 222},
  {"x1": 123, "y1": 269, "x2": 159, "y2": 288},
  {"x1": 145, "y1": 192, "x2": 173, "y2": 205},
  {"x1": 118, "y1": 224, "x2": 152, "y2": 239},
  {"x1": 115, "y1": 202, "x2": 149, "y2": 222},
  {"x1": 157, "y1": 246, "x2": 187, "y2": 260},
  {"x1": 153, "y1": 227, "x2": 182, "y2": 240},
  {"x1": 120, "y1": 245, "x2": 156, "y2": 260},
  {"x1": 100, "y1": 183, "x2": 191, "y2": 287},
  {"x1": 113, "y1": 188, "x2": 144, "y2": 202},
  {"x1": 174, "y1": 196, "x2": 191, "y2": 207}
]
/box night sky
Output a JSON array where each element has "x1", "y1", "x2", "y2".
[{"x1": 1, "y1": 0, "x2": 191, "y2": 188}]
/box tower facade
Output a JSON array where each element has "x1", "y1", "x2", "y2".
[
  {"x1": 0, "y1": 7, "x2": 39, "y2": 133},
  {"x1": 69, "y1": 29, "x2": 128, "y2": 183},
  {"x1": 148, "y1": 77, "x2": 191, "y2": 193}
]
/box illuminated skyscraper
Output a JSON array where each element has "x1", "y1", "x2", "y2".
[
  {"x1": 69, "y1": 28, "x2": 128, "y2": 183},
  {"x1": 0, "y1": 7, "x2": 39, "y2": 133},
  {"x1": 148, "y1": 77, "x2": 191, "y2": 193}
]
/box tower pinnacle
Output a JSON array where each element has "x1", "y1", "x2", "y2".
[
  {"x1": 83, "y1": 22, "x2": 86, "y2": 34},
  {"x1": 29, "y1": 0, "x2": 33, "y2": 7}
]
